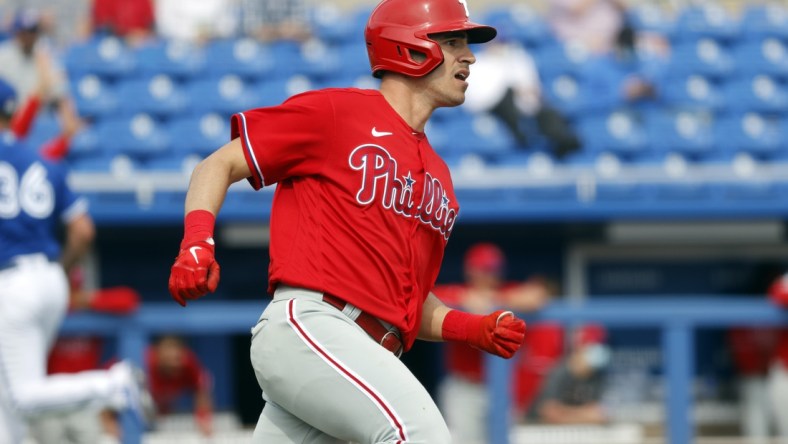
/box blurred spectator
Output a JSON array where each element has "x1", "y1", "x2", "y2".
[
  {"x1": 580, "y1": 19, "x2": 670, "y2": 112},
  {"x1": 0, "y1": 9, "x2": 65, "y2": 102},
  {"x1": 547, "y1": 0, "x2": 626, "y2": 55},
  {"x1": 0, "y1": 8, "x2": 83, "y2": 155},
  {"x1": 155, "y1": 0, "x2": 239, "y2": 44},
  {"x1": 240, "y1": 0, "x2": 312, "y2": 42},
  {"x1": 766, "y1": 273, "x2": 788, "y2": 439},
  {"x1": 3, "y1": 0, "x2": 92, "y2": 49},
  {"x1": 434, "y1": 242, "x2": 552, "y2": 444},
  {"x1": 90, "y1": 0, "x2": 156, "y2": 47},
  {"x1": 727, "y1": 326, "x2": 781, "y2": 441},
  {"x1": 146, "y1": 334, "x2": 214, "y2": 436},
  {"x1": 529, "y1": 324, "x2": 611, "y2": 425},
  {"x1": 464, "y1": 34, "x2": 581, "y2": 158},
  {"x1": 28, "y1": 268, "x2": 141, "y2": 444}
]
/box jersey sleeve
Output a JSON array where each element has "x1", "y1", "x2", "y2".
[
  {"x1": 432, "y1": 284, "x2": 466, "y2": 307},
  {"x1": 230, "y1": 91, "x2": 335, "y2": 190}
]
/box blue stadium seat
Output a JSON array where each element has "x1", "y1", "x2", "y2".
[
  {"x1": 740, "y1": 4, "x2": 788, "y2": 39},
  {"x1": 715, "y1": 112, "x2": 783, "y2": 158},
  {"x1": 135, "y1": 40, "x2": 206, "y2": 80},
  {"x1": 203, "y1": 38, "x2": 275, "y2": 80},
  {"x1": 541, "y1": 73, "x2": 590, "y2": 118},
  {"x1": 667, "y1": 38, "x2": 735, "y2": 79},
  {"x1": 674, "y1": 4, "x2": 740, "y2": 43},
  {"x1": 95, "y1": 113, "x2": 171, "y2": 159},
  {"x1": 309, "y1": 4, "x2": 363, "y2": 44},
  {"x1": 441, "y1": 114, "x2": 516, "y2": 158},
  {"x1": 186, "y1": 75, "x2": 262, "y2": 115},
  {"x1": 566, "y1": 151, "x2": 654, "y2": 201},
  {"x1": 576, "y1": 110, "x2": 649, "y2": 157},
  {"x1": 297, "y1": 40, "x2": 341, "y2": 80},
  {"x1": 534, "y1": 41, "x2": 591, "y2": 79},
  {"x1": 481, "y1": 5, "x2": 551, "y2": 48},
  {"x1": 70, "y1": 74, "x2": 120, "y2": 119},
  {"x1": 68, "y1": 125, "x2": 102, "y2": 159},
  {"x1": 256, "y1": 75, "x2": 315, "y2": 107},
  {"x1": 645, "y1": 109, "x2": 715, "y2": 158},
  {"x1": 722, "y1": 75, "x2": 788, "y2": 114},
  {"x1": 717, "y1": 152, "x2": 780, "y2": 200},
  {"x1": 334, "y1": 41, "x2": 372, "y2": 78},
  {"x1": 168, "y1": 113, "x2": 230, "y2": 157},
  {"x1": 659, "y1": 75, "x2": 725, "y2": 112},
  {"x1": 626, "y1": 4, "x2": 677, "y2": 39},
  {"x1": 63, "y1": 37, "x2": 137, "y2": 79},
  {"x1": 267, "y1": 40, "x2": 308, "y2": 78},
  {"x1": 732, "y1": 37, "x2": 788, "y2": 78},
  {"x1": 116, "y1": 75, "x2": 190, "y2": 118}
]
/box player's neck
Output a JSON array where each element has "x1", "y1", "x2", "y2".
[{"x1": 379, "y1": 77, "x2": 434, "y2": 133}]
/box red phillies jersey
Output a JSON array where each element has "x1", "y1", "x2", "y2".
[
  {"x1": 146, "y1": 347, "x2": 212, "y2": 414},
  {"x1": 231, "y1": 88, "x2": 459, "y2": 350}
]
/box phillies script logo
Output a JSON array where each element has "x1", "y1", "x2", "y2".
[{"x1": 349, "y1": 144, "x2": 457, "y2": 240}]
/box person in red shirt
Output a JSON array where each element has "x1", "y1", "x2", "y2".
[
  {"x1": 434, "y1": 242, "x2": 554, "y2": 443},
  {"x1": 727, "y1": 326, "x2": 780, "y2": 439},
  {"x1": 146, "y1": 335, "x2": 214, "y2": 436},
  {"x1": 763, "y1": 273, "x2": 788, "y2": 439},
  {"x1": 89, "y1": 0, "x2": 155, "y2": 46},
  {"x1": 166, "y1": 0, "x2": 528, "y2": 441}
]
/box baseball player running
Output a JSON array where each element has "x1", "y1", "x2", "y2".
[
  {"x1": 168, "y1": 0, "x2": 527, "y2": 442},
  {"x1": 0, "y1": 79, "x2": 152, "y2": 443}
]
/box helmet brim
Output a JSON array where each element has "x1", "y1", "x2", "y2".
[
  {"x1": 465, "y1": 23, "x2": 497, "y2": 44},
  {"x1": 426, "y1": 21, "x2": 497, "y2": 44}
]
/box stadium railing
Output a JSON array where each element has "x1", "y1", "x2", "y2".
[{"x1": 61, "y1": 296, "x2": 788, "y2": 444}]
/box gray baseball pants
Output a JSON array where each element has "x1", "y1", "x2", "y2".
[{"x1": 249, "y1": 286, "x2": 451, "y2": 443}]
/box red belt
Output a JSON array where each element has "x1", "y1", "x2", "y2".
[{"x1": 322, "y1": 294, "x2": 403, "y2": 358}]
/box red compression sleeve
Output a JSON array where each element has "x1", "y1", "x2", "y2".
[
  {"x1": 11, "y1": 95, "x2": 41, "y2": 138},
  {"x1": 181, "y1": 210, "x2": 216, "y2": 246},
  {"x1": 442, "y1": 309, "x2": 484, "y2": 342}
]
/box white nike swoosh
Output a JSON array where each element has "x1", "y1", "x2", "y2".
[
  {"x1": 189, "y1": 246, "x2": 202, "y2": 263},
  {"x1": 372, "y1": 127, "x2": 393, "y2": 137}
]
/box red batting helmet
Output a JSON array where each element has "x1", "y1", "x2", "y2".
[{"x1": 365, "y1": 0, "x2": 497, "y2": 78}]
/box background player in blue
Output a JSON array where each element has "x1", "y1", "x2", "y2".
[{"x1": 0, "y1": 79, "x2": 152, "y2": 443}]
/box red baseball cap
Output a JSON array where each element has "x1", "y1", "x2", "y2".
[
  {"x1": 576, "y1": 324, "x2": 607, "y2": 346},
  {"x1": 464, "y1": 243, "x2": 505, "y2": 273}
]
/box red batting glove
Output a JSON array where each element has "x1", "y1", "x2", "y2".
[
  {"x1": 168, "y1": 210, "x2": 221, "y2": 307},
  {"x1": 442, "y1": 309, "x2": 527, "y2": 359}
]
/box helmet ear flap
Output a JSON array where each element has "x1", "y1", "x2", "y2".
[{"x1": 368, "y1": 26, "x2": 444, "y2": 78}]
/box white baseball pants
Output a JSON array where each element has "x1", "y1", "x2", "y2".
[{"x1": 0, "y1": 255, "x2": 120, "y2": 443}]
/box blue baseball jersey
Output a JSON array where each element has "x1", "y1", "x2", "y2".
[{"x1": 0, "y1": 131, "x2": 87, "y2": 264}]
